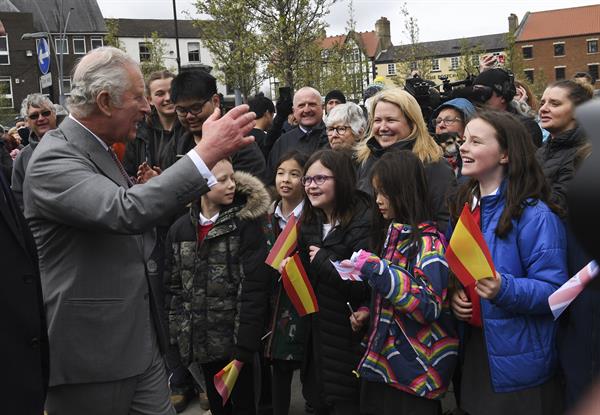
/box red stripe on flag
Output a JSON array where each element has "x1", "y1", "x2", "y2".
[
  {"x1": 265, "y1": 214, "x2": 298, "y2": 267},
  {"x1": 282, "y1": 253, "x2": 318, "y2": 316},
  {"x1": 457, "y1": 205, "x2": 496, "y2": 274}
]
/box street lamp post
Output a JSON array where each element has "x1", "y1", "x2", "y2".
[{"x1": 21, "y1": 5, "x2": 73, "y2": 105}]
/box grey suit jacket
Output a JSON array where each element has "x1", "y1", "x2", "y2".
[{"x1": 23, "y1": 117, "x2": 210, "y2": 386}]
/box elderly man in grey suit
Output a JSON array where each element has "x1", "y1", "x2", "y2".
[{"x1": 23, "y1": 47, "x2": 256, "y2": 415}]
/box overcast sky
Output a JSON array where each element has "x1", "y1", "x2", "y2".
[{"x1": 97, "y1": 0, "x2": 599, "y2": 43}]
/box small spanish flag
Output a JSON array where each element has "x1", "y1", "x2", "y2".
[
  {"x1": 446, "y1": 204, "x2": 496, "y2": 288},
  {"x1": 282, "y1": 253, "x2": 319, "y2": 316},
  {"x1": 265, "y1": 214, "x2": 298, "y2": 270},
  {"x1": 214, "y1": 359, "x2": 244, "y2": 405}
]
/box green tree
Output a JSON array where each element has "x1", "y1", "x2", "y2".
[
  {"x1": 139, "y1": 32, "x2": 167, "y2": 78},
  {"x1": 456, "y1": 39, "x2": 485, "y2": 80},
  {"x1": 393, "y1": 3, "x2": 433, "y2": 86},
  {"x1": 248, "y1": 0, "x2": 336, "y2": 89},
  {"x1": 194, "y1": 0, "x2": 264, "y2": 101},
  {"x1": 104, "y1": 18, "x2": 124, "y2": 50},
  {"x1": 503, "y1": 30, "x2": 524, "y2": 79}
]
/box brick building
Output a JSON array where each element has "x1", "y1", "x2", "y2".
[{"x1": 515, "y1": 5, "x2": 600, "y2": 87}]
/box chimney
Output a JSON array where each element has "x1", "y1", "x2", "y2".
[
  {"x1": 375, "y1": 17, "x2": 392, "y2": 50},
  {"x1": 508, "y1": 13, "x2": 518, "y2": 33}
]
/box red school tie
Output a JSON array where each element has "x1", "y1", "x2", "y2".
[{"x1": 108, "y1": 147, "x2": 135, "y2": 187}]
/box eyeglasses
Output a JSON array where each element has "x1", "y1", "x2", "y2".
[
  {"x1": 434, "y1": 117, "x2": 462, "y2": 126},
  {"x1": 174, "y1": 99, "x2": 210, "y2": 117},
  {"x1": 326, "y1": 126, "x2": 349, "y2": 135},
  {"x1": 300, "y1": 174, "x2": 334, "y2": 186},
  {"x1": 28, "y1": 110, "x2": 52, "y2": 120}
]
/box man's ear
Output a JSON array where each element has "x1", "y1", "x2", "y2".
[
  {"x1": 96, "y1": 90, "x2": 112, "y2": 116},
  {"x1": 211, "y1": 93, "x2": 220, "y2": 108}
]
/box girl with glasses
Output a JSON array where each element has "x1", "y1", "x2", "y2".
[{"x1": 281, "y1": 149, "x2": 371, "y2": 415}]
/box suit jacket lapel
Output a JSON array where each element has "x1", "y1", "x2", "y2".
[{"x1": 60, "y1": 117, "x2": 130, "y2": 188}]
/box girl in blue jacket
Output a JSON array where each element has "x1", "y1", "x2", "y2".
[{"x1": 449, "y1": 110, "x2": 567, "y2": 415}]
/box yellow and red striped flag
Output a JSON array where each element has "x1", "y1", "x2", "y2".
[
  {"x1": 446, "y1": 204, "x2": 496, "y2": 287},
  {"x1": 282, "y1": 253, "x2": 319, "y2": 316},
  {"x1": 265, "y1": 213, "x2": 298, "y2": 270},
  {"x1": 214, "y1": 359, "x2": 244, "y2": 405}
]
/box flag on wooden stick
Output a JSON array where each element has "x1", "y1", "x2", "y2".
[
  {"x1": 549, "y1": 260, "x2": 598, "y2": 319},
  {"x1": 282, "y1": 253, "x2": 318, "y2": 316},
  {"x1": 446, "y1": 204, "x2": 496, "y2": 287},
  {"x1": 265, "y1": 214, "x2": 298, "y2": 270},
  {"x1": 214, "y1": 359, "x2": 244, "y2": 405}
]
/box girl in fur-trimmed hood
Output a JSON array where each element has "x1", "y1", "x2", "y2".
[{"x1": 164, "y1": 159, "x2": 271, "y2": 414}]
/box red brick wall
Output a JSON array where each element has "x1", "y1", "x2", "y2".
[{"x1": 517, "y1": 34, "x2": 600, "y2": 88}]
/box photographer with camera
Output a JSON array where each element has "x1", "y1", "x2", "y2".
[{"x1": 471, "y1": 68, "x2": 542, "y2": 148}]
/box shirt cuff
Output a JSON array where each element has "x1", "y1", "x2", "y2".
[{"x1": 186, "y1": 149, "x2": 216, "y2": 188}]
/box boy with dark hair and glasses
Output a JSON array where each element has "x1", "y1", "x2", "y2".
[{"x1": 170, "y1": 70, "x2": 266, "y2": 183}]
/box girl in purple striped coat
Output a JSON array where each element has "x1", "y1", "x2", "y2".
[{"x1": 351, "y1": 150, "x2": 458, "y2": 415}]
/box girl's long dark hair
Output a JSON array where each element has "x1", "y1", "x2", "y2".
[
  {"x1": 370, "y1": 150, "x2": 433, "y2": 255},
  {"x1": 302, "y1": 149, "x2": 359, "y2": 229},
  {"x1": 449, "y1": 110, "x2": 559, "y2": 237}
]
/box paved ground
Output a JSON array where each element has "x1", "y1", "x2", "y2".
[{"x1": 181, "y1": 371, "x2": 457, "y2": 415}]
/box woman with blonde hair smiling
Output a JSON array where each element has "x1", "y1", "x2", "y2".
[{"x1": 356, "y1": 88, "x2": 455, "y2": 230}]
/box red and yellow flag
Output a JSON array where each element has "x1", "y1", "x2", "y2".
[
  {"x1": 265, "y1": 214, "x2": 298, "y2": 270},
  {"x1": 282, "y1": 253, "x2": 318, "y2": 316},
  {"x1": 214, "y1": 359, "x2": 244, "y2": 405},
  {"x1": 446, "y1": 204, "x2": 496, "y2": 288}
]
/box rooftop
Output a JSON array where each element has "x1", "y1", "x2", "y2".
[
  {"x1": 112, "y1": 18, "x2": 211, "y2": 39},
  {"x1": 8, "y1": 0, "x2": 106, "y2": 33},
  {"x1": 321, "y1": 30, "x2": 380, "y2": 58},
  {"x1": 516, "y1": 5, "x2": 600, "y2": 41},
  {"x1": 377, "y1": 32, "x2": 506, "y2": 62}
]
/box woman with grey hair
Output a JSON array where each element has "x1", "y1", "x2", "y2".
[{"x1": 325, "y1": 102, "x2": 366, "y2": 151}]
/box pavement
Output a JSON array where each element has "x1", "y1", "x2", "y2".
[{"x1": 181, "y1": 370, "x2": 458, "y2": 414}]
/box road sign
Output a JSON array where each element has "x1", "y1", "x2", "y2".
[
  {"x1": 40, "y1": 72, "x2": 52, "y2": 89},
  {"x1": 37, "y1": 38, "x2": 50, "y2": 75}
]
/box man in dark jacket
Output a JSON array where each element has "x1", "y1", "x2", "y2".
[
  {"x1": 0, "y1": 171, "x2": 49, "y2": 415},
  {"x1": 472, "y1": 68, "x2": 543, "y2": 148},
  {"x1": 266, "y1": 87, "x2": 329, "y2": 183},
  {"x1": 171, "y1": 70, "x2": 267, "y2": 183},
  {"x1": 11, "y1": 93, "x2": 57, "y2": 210}
]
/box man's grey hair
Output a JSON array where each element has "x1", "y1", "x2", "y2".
[
  {"x1": 325, "y1": 102, "x2": 367, "y2": 139},
  {"x1": 68, "y1": 46, "x2": 138, "y2": 117},
  {"x1": 20, "y1": 93, "x2": 55, "y2": 118}
]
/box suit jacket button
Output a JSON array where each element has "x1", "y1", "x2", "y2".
[
  {"x1": 23, "y1": 274, "x2": 34, "y2": 284},
  {"x1": 30, "y1": 337, "x2": 40, "y2": 348}
]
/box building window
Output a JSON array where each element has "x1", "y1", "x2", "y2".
[
  {"x1": 351, "y1": 48, "x2": 360, "y2": 62},
  {"x1": 321, "y1": 49, "x2": 329, "y2": 60},
  {"x1": 588, "y1": 64, "x2": 599, "y2": 83},
  {"x1": 555, "y1": 66, "x2": 566, "y2": 81},
  {"x1": 0, "y1": 35, "x2": 9, "y2": 65},
  {"x1": 187, "y1": 42, "x2": 200, "y2": 62},
  {"x1": 73, "y1": 37, "x2": 86, "y2": 54},
  {"x1": 524, "y1": 69, "x2": 534, "y2": 83},
  {"x1": 387, "y1": 63, "x2": 396, "y2": 76},
  {"x1": 62, "y1": 78, "x2": 72, "y2": 95},
  {"x1": 0, "y1": 77, "x2": 13, "y2": 108},
  {"x1": 55, "y1": 38, "x2": 69, "y2": 55},
  {"x1": 522, "y1": 45, "x2": 533, "y2": 59},
  {"x1": 431, "y1": 58, "x2": 440, "y2": 72},
  {"x1": 450, "y1": 56, "x2": 459, "y2": 70},
  {"x1": 91, "y1": 37, "x2": 104, "y2": 49},
  {"x1": 588, "y1": 39, "x2": 598, "y2": 54},
  {"x1": 139, "y1": 42, "x2": 151, "y2": 62},
  {"x1": 554, "y1": 42, "x2": 565, "y2": 57}
]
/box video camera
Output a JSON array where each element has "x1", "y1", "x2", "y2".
[{"x1": 403, "y1": 73, "x2": 476, "y2": 124}]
